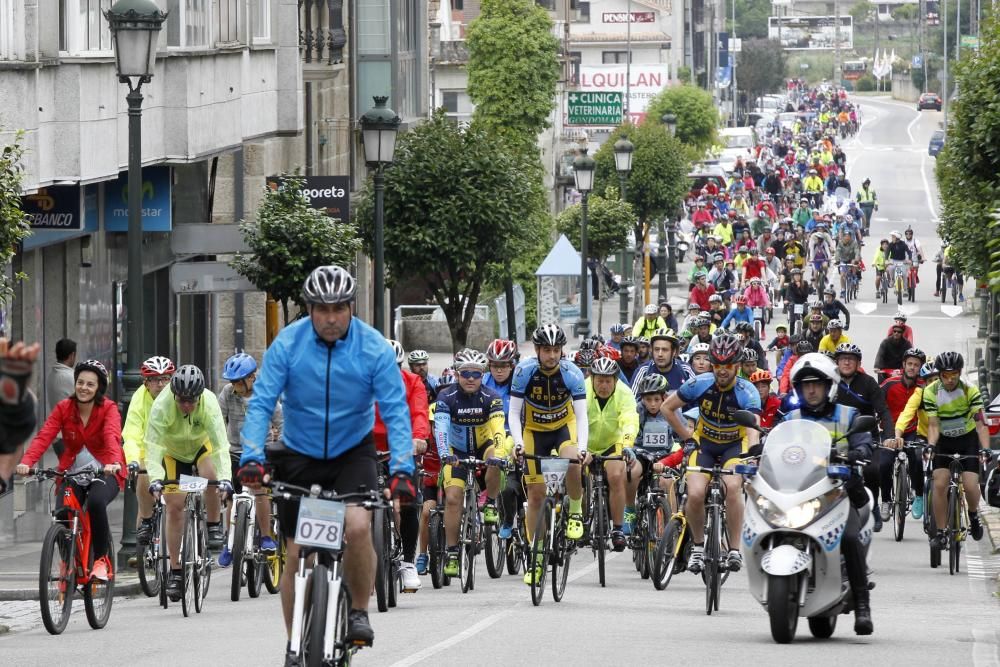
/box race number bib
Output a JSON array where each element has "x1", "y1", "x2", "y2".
[
  {"x1": 752, "y1": 307, "x2": 763, "y2": 320},
  {"x1": 178, "y1": 475, "x2": 209, "y2": 492},
  {"x1": 793, "y1": 304, "x2": 804, "y2": 315},
  {"x1": 295, "y1": 498, "x2": 346, "y2": 550},
  {"x1": 540, "y1": 458, "x2": 569, "y2": 495},
  {"x1": 939, "y1": 417, "x2": 969, "y2": 439},
  {"x1": 642, "y1": 422, "x2": 672, "y2": 450}
]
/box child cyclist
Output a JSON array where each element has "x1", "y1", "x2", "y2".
[{"x1": 634, "y1": 374, "x2": 686, "y2": 512}]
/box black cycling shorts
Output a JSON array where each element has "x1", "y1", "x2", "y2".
[
  {"x1": 932, "y1": 431, "x2": 981, "y2": 473},
  {"x1": 267, "y1": 435, "x2": 379, "y2": 534}
]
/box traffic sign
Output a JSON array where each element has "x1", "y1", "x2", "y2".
[{"x1": 567, "y1": 91, "x2": 623, "y2": 126}]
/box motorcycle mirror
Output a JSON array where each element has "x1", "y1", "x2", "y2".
[{"x1": 731, "y1": 409, "x2": 761, "y2": 431}]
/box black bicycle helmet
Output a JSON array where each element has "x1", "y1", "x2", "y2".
[
  {"x1": 636, "y1": 374, "x2": 669, "y2": 396},
  {"x1": 74, "y1": 360, "x2": 109, "y2": 397},
  {"x1": 795, "y1": 339, "x2": 814, "y2": 355},
  {"x1": 741, "y1": 347, "x2": 758, "y2": 363},
  {"x1": 709, "y1": 333, "x2": 743, "y2": 365},
  {"x1": 532, "y1": 324, "x2": 567, "y2": 347},
  {"x1": 620, "y1": 336, "x2": 641, "y2": 350},
  {"x1": 171, "y1": 365, "x2": 206, "y2": 400},
  {"x1": 903, "y1": 347, "x2": 926, "y2": 364},
  {"x1": 573, "y1": 349, "x2": 596, "y2": 369},
  {"x1": 933, "y1": 351, "x2": 964, "y2": 372}
]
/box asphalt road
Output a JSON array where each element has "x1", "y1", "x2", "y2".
[{"x1": 2, "y1": 97, "x2": 998, "y2": 666}]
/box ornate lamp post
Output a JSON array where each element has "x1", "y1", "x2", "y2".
[
  {"x1": 573, "y1": 149, "x2": 596, "y2": 338},
  {"x1": 661, "y1": 113, "x2": 680, "y2": 285},
  {"x1": 614, "y1": 136, "x2": 634, "y2": 326}
]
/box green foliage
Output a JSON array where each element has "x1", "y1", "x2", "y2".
[
  {"x1": 0, "y1": 131, "x2": 31, "y2": 303},
  {"x1": 232, "y1": 175, "x2": 361, "y2": 322},
  {"x1": 355, "y1": 112, "x2": 549, "y2": 349},
  {"x1": 466, "y1": 0, "x2": 560, "y2": 151},
  {"x1": 645, "y1": 85, "x2": 719, "y2": 152},
  {"x1": 676, "y1": 65, "x2": 693, "y2": 83},
  {"x1": 555, "y1": 187, "x2": 635, "y2": 264},
  {"x1": 737, "y1": 39, "x2": 788, "y2": 112},
  {"x1": 937, "y1": 11, "x2": 1000, "y2": 284},
  {"x1": 731, "y1": 0, "x2": 771, "y2": 39},
  {"x1": 911, "y1": 67, "x2": 925, "y2": 92},
  {"x1": 855, "y1": 74, "x2": 876, "y2": 91},
  {"x1": 849, "y1": 0, "x2": 874, "y2": 25}
]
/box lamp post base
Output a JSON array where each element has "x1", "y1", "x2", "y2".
[{"x1": 117, "y1": 370, "x2": 144, "y2": 570}]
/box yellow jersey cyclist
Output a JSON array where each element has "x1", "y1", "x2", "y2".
[
  {"x1": 509, "y1": 324, "x2": 589, "y2": 585},
  {"x1": 216, "y1": 352, "x2": 284, "y2": 568},
  {"x1": 435, "y1": 349, "x2": 508, "y2": 577},
  {"x1": 123, "y1": 355, "x2": 175, "y2": 547},
  {"x1": 583, "y1": 356, "x2": 640, "y2": 552},
  {"x1": 659, "y1": 333, "x2": 761, "y2": 574},
  {"x1": 145, "y1": 365, "x2": 234, "y2": 602},
  {"x1": 922, "y1": 352, "x2": 992, "y2": 546}
]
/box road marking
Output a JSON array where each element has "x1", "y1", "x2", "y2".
[
  {"x1": 920, "y1": 152, "x2": 939, "y2": 220},
  {"x1": 389, "y1": 609, "x2": 516, "y2": 667},
  {"x1": 849, "y1": 312, "x2": 970, "y2": 321}
]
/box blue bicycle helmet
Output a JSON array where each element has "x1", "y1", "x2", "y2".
[{"x1": 222, "y1": 353, "x2": 258, "y2": 381}]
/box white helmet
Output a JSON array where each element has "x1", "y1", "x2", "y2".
[
  {"x1": 387, "y1": 340, "x2": 405, "y2": 365},
  {"x1": 890, "y1": 230, "x2": 901, "y2": 239},
  {"x1": 790, "y1": 353, "x2": 840, "y2": 403},
  {"x1": 302, "y1": 265, "x2": 356, "y2": 304},
  {"x1": 689, "y1": 342, "x2": 711, "y2": 356},
  {"x1": 644, "y1": 304, "x2": 658, "y2": 315},
  {"x1": 454, "y1": 348, "x2": 488, "y2": 371}
]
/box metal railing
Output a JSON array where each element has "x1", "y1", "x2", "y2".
[{"x1": 299, "y1": 0, "x2": 346, "y2": 64}]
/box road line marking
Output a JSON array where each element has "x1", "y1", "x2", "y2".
[
  {"x1": 389, "y1": 609, "x2": 515, "y2": 667},
  {"x1": 920, "y1": 152, "x2": 939, "y2": 220}
]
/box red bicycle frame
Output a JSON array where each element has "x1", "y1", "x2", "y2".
[
  {"x1": 55, "y1": 479, "x2": 99, "y2": 585},
  {"x1": 907, "y1": 265, "x2": 919, "y2": 289}
]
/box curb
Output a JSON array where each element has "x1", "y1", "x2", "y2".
[
  {"x1": 0, "y1": 578, "x2": 144, "y2": 601},
  {"x1": 982, "y1": 508, "x2": 1000, "y2": 556}
]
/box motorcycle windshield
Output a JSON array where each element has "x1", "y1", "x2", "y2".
[{"x1": 759, "y1": 420, "x2": 833, "y2": 492}]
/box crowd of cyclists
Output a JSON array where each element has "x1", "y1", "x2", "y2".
[{"x1": 0, "y1": 82, "x2": 995, "y2": 662}]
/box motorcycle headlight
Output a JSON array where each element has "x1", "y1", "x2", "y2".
[{"x1": 748, "y1": 487, "x2": 843, "y2": 529}]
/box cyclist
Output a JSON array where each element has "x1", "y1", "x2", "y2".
[
  {"x1": 215, "y1": 353, "x2": 282, "y2": 569},
  {"x1": 16, "y1": 360, "x2": 124, "y2": 582},
  {"x1": 818, "y1": 319, "x2": 850, "y2": 355},
  {"x1": 750, "y1": 370, "x2": 782, "y2": 429},
  {"x1": 873, "y1": 325, "x2": 911, "y2": 381},
  {"x1": 509, "y1": 324, "x2": 588, "y2": 585},
  {"x1": 924, "y1": 352, "x2": 991, "y2": 546},
  {"x1": 617, "y1": 336, "x2": 643, "y2": 386},
  {"x1": 632, "y1": 303, "x2": 666, "y2": 339},
  {"x1": 940, "y1": 244, "x2": 965, "y2": 302},
  {"x1": 607, "y1": 323, "x2": 626, "y2": 351},
  {"x1": 435, "y1": 349, "x2": 507, "y2": 577},
  {"x1": 123, "y1": 356, "x2": 176, "y2": 547},
  {"x1": 584, "y1": 357, "x2": 640, "y2": 550},
  {"x1": 237, "y1": 265, "x2": 416, "y2": 650},
  {"x1": 802, "y1": 313, "x2": 827, "y2": 353},
  {"x1": 835, "y1": 230, "x2": 861, "y2": 298},
  {"x1": 688, "y1": 342, "x2": 712, "y2": 375},
  {"x1": 784, "y1": 268, "x2": 811, "y2": 328},
  {"x1": 417, "y1": 375, "x2": 454, "y2": 574},
  {"x1": 630, "y1": 327, "x2": 693, "y2": 395},
  {"x1": 739, "y1": 348, "x2": 760, "y2": 379},
  {"x1": 885, "y1": 312, "x2": 914, "y2": 345},
  {"x1": 820, "y1": 288, "x2": 851, "y2": 330},
  {"x1": 778, "y1": 353, "x2": 874, "y2": 635},
  {"x1": 659, "y1": 334, "x2": 761, "y2": 573},
  {"x1": 733, "y1": 321, "x2": 769, "y2": 371},
  {"x1": 902, "y1": 227, "x2": 924, "y2": 264},
  {"x1": 407, "y1": 349, "x2": 438, "y2": 404},
  {"x1": 484, "y1": 339, "x2": 522, "y2": 542},
  {"x1": 145, "y1": 366, "x2": 233, "y2": 599},
  {"x1": 880, "y1": 348, "x2": 927, "y2": 520},
  {"x1": 0, "y1": 339, "x2": 41, "y2": 493},
  {"x1": 721, "y1": 294, "x2": 754, "y2": 330}
]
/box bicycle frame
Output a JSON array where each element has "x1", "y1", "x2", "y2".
[{"x1": 41, "y1": 471, "x2": 98, "y2": 584}]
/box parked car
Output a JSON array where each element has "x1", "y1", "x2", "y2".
[
  {"x1": 717, "y1": 127, "x2": 758, "y2": 174},
  {"x1": 928, "y1": 130, "x2": 944, "y2": 157},
  {"x1": 917, "y1": 93, "x2": 942, "y2": 111},
  {"x1": 687, "y1": 165, "x2": 728, "y2": 199}
]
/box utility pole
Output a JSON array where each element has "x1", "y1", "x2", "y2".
[
  {"x1": 626, "y1": 0, "x2": 632, "y2": 119},
  {"x1": 943, "y1": 0, "x2": 948, "y2": 135},
  {"x1": 731, "y1": 0, "x2": 737, "y2": 127},
  {"x1": 834, "y1": 0, "x2": 842, "y2": 84}
]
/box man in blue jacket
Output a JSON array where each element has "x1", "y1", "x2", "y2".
[{"x1": 237, "y1": 265, "x2": 415, "y2": 655}]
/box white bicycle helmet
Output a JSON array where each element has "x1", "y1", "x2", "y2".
[
  {"x1": 388, "y1": 340, "x2": 405, "y2": 365},
  {"x1": 454, "y1": 349, "x2": 488, "y2": 371},
  {"x1": 590, "y1": 357, "x2": 619, "y2": 377},
  {"x1": 302, "y1": 265, "x2": 356, "y2": 304},
  {"x1": 407, "y1": 349, "x2": 430, "y2": 364}
]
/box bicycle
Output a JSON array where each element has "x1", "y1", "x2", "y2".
[
  {"x1": 426, "y1": 481, "x2": 452, "y2": 590},
  {"x1": 892, "y1": 262, "x2": 906, "y2": 306},
  {"x1": 752, "y1": 307, "x2": 765, "y2": 340},
  {"x1": 523, "y1": 454, "x2": 580, "y2": 606},
  {"x1": 448, "y1": 456, "x2": 505, "y2": 594},
  {"x1": 127, "y1": 466, "x2": 163, "y2": 599},
  {"x1": 924, "y1": 447, "x2": 987, "y2": 575},
  {"x1": 582, "y1": 453, "x2": 623, "y2": 588},
  {"x1": 788, "y1": 302, "x2": 805, "y2": 338},
  {"x1": 29, "y1": 468, "x2": 115, "y2": 635},
  {"x1": 877, "y1": 268, "x2": 890, "y2": 303},
  {"x1": 628, "y1": 449, "x2": 672, "y2": 583},
  {"x1": 685, "y1": 461, "x2": 743, "y2": 616},
  {"x1": 373, "y1": 454, "x2": 402, "y2": 610},
  {"x1": 159, "y1": 475, "x2": 222, "y2": 617},
  {"x1": 652, "y1": 467, "x2": 690, "y2": 591},
  {"x1": 838, "y1": 262, "x2": 859, "y2": 303},
  {"x1": 879, "y1": 443, "x2": 923, "y2": 542},
  {"x1": 268, "y1": 480, "x2": 388, "y2": 667},
  {"x1": 941, "y1": 267, "x2": 960, "y2": 306},
  {"x1": 227, "y1": 480, "x2": 274, "y2": 601},
  {"x1": 906, "y1": 262, "x2": 919, "y2": 302},
  {"x1": 486, "y1": 462, "x2": 523, "y2": 580}
]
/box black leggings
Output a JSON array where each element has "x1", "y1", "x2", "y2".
[
  {"x1": 400, "y1": 504, "x2": 419, "y2": 563},
  {"x1": 875, "y1": 442, "x2": 925, "y2": 499},
  {"x1": 57, "y1": 477, "x2": 120, "y2": 560},
  {"x1": 840, "y1": 503, "x2": 869, "y2": 600}
]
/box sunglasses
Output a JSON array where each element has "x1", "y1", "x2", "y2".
[
  {"x1": 459, "y1": 370, "x2": 484, "y2": 380},
  {"x1": 940, "y1": 370, "x2": 961, "y2": 381}
]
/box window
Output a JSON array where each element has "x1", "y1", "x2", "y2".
[
  {"x1": 602, "y1": 51, "x2": 631, "y2": 64},
  {"x1": 216, "y1": 0, "x2": 241, "y2": 44},
  {"x1": 252, "y1": 0, "x2": 270, "y2": 42},
  {"x1": 452, "y1": 0, "x2": 463, "y2": 10},
  {"x1": 1, "y1": 0, "x2": 22, "y2": 60},
  {"x1": 358, "y1": 0, "x2": 390, "y2": 55},
  {"x1": 568, "y1": 50, "x2": 581, "y2": 84},
  {"x1": 59, "y1": 0, "x2": 114, "y2": 54},
  {"x1": 167, "y1": 0, "x2": 211, "y2": 47}
]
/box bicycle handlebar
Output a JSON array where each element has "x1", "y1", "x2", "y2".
[{"x1": 264, "y1": 479, "x2": 392, "y2": 509}]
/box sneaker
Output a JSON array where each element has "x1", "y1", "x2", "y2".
[
  {"x1": 217, "y1": 546, "x2": 233, "y2": 568},
  {"x1": 934, "y1": 291, "x2": 940, "y2": 297},
  {"x1": 444, "y1": 550, "x2": 460, "y2": 577},
  {"x1": 284, "y1": 650, "x2": 303, "y2": 667},
  {"x1": 482, "y1": 503, "x2": 499, "y2": 525},
  {"x1": 623, "y1": 510, "x2": 636, "y2": 536},
  {"x1": 260, "y1": 536, "x2": 278, "y2": 554},
  {"x1": 929, "y1": 530, "x2": 947, "y2": 550},
  {"x1": 91, "y1": 556, "x2": 110, "y2": 582},
  {"x1": 523, "y1": 557, "x2": 545, "y2": 585},
  {"x1": 610, "y1": 529, "x2": 627, "y2": 552},
  {"x1": 566, "y1": 513, "x2": 584, "y2": 541},
  {"x1": 166, "y1": 571, "x2": 183, "y2": 602},
  {"x1": 727, "y1": 549, "x2": 743, "y2": 572},
  {"x1": 688, "y1": 545, "x2": 705, "y2": 574},
  {"x1": 879, "y1": 501, "x2": 891, "y2": 521},
  {"x1": 207, "y1": 522, "x2": 225, "y2": 550},
  {"x1": 400, "y1": 562, "x2": 422, "y2": 591},
  {"x1": 969, "y1": 514, "x2": 985, "y2": 541},
  {"x1": 498, "y1": 523, "x2": 513, "y2": 540},
  {"x1": 910, "y1": 495, "x2": 924, "y2": 520},
  {"x1": 873, "y1": 504, "x2": 883, "y2": 533},
  {"x1": 959, "y1": 294, "x2": 965, "y2": 302},
  {"x1": 136, "y1": 518, "x2": 154, "y2": 545},
  {"x1": 415, "y1": 553, "x2": 429, "y2": 575},
  {"x1": 345, "y1": 609, "x2": 374, "y2": 647}
]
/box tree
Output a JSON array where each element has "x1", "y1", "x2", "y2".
[
  {"x1": 466, "y1": 0, "x2": 561, "y2": 151},
  {"x1": 732, "y1": 0, "x2": 771, "y2": 39},
  {"x1": 891, "y1": 4, "x2": 918, "y2": 50},
  {"x1": 737, "y1": 39, "x2": 788, "y2": 114},
  {"x1": 849, "y1": 0, "x2": 874, "y2": 26},
  {"x1": 936, "y1": 10, "x2": 1000, "y2": 283},
  {"x1": 0, "y1": 131, "x2": 31, "y2": 304},
  {"x1": 232, "y1": 176, "x2": 362, "y2": 323},
  {"x1": 355, "y1": 112, "x2": 549, "y2": 350},
  {"x1": 556, "y1": 187, "x2": 634, "y2": 264},
  {"x1": 644, "y1": 85, "x2": 719, "y2": 152}
]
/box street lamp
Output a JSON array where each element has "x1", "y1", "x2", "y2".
[
  {"x1": 661, "y1": 113, "x2": 679, "y2": 285},
  {"x1": 573, "y1": 148, "x2": 595, "y2": 339},
  {"x1": 661, "y1": 113, "x2": 678, "y2": 137},
  {"x1": 613, "y1": 137, "x2": 634, "y2": 326},
  {"x1": 105, "y1": 0, "x2": 166, "y2": 569},
  {"x1": 360, "y1": 96, "x2": 401, "y2": 336}
]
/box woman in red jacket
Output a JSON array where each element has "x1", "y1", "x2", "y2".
[{"x1": 17, "y1": 360, "x2": 124, "y2": 581}]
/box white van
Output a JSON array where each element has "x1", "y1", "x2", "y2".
[{"x1": 717, "y1": 127, "x2": 758, "y2": 174}]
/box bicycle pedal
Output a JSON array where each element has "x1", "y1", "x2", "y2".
[{"x1": 350, "y1": 638, "x2": 373, "y2": 648}]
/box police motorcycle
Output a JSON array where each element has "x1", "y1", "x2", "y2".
[{"x1": 731, "y1": 410, "x2": 877, "y2": 643}]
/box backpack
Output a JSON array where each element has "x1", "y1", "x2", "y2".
[{"x1": 986, "y1": 463, "x2": 1000, "y2": 509}]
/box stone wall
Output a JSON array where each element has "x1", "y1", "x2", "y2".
[
  {"x1": 891, "y1": 72, "x2": 921, "y2": 103},
  {"x1": 401, "y1": 320, "x2": 495, "y2": 353}
]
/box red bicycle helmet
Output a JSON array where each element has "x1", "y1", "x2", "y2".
[
  {"x1": 709, "y1": 333, "x2": 743, "y2": 365},
  {"x1": 486, "y1": 339, "x2": 518, "y2": 364}
]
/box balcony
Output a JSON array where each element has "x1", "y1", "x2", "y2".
[
  {"x1": 299, "y1": 0, "x2": 346, "y2": 65},
  {"x1": 438, "y1": 40, "x2": 469, "y2": 64}
]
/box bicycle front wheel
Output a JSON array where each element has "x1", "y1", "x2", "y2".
[
  {"x1": 302, "y1": 563, "x2": 329, "y2": 667},
  {"x1": 552, "y1": 498, "x2": 572, "y2": 602},
  {"x1": 429, "y1": 511, "x2": 446, "y2": 589},
  {"x1": 231, "y1": 500, "x2": 251, "y2": 601},
  {"x1": 83, "y1": 537, "x2": 114, "y2": 630},
  {"x1": 704, "y1": 507, "x2": 720, "y2": 615},
  {"x1": 947, "y1": 487, "x2": 961, "y2": 575},
  {"x1": 594, "y1": 487, "x2": 607, "y2": 588},
  {"x1": 529, "y1": 500, "x2": 551, "y2": 606},
  {"x1": 39, "y1": 523, "x2": 75, "y2": 635},
  {"x1": 892, "y1": 462, "x2": 909, "y2": 542},
  {"x1": 181, "y1": 513, "x2": 196, "y2": 617},
  {"x1": 264, "y1": 514, "x2": 284, "y2": 595},
  {"x1": 646, "y1": 498, "x2": 670, "y2": 583},
  {"x1": 371, "y1": 508, "x2": 388, "y2": 611},
  {"x1": 460, "y1": 505, "x2": 476, "y2": 594},
  {"x1": 137, "y1": 517, "x2": 160, "y2": 598},
  {"x1": 158, "y1": 505, "x2": 170, "y2": 608}
]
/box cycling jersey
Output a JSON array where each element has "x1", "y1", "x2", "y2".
[
  {"x1": 632, "y1": 316, "x2": 666, "y2": 339},
  {"x1": 721, "y1": 306, "x2": 753, "y2": 329},
  {"x1": 218, "y1": 384, "x2": 284, "y2": 455},
  {"x1": 374, "y1": 368, "x2": 430, "y2": 453},
  {"x1": 630, "y1": 359, "x2": 694, "y2": 397},
  {"x1": 483, "y1": 372, "x2": 512, "y2": 432},
  {"x1": 759, "y1": 395, "x2": 782, "y2": 429},
  {"x1": 921, "y1": 379, "x2": 984, "y2": 438},
  {"x1": 510, "y1": 358, "x2": 587, "y2": 432},
  {"x1": 433, "y1": 385, "x2": 506, "y2": 458},
  {"x1": 880, "y1": 376, "x2": 922, "y2": 434},
  {"x1": 896, "y1": 385, "x2": 929, "y2": 437},
  {"x1": 818, "y1": 332, "x2": 850, "y2": 355},
  {"x1": 585, "y1": 379, "x2": 639, "y2": 454},
  {"x1": 636, "y1": 409, "x2": 674, "y2": 453},
  {"x1": 122, "y1": 384, "x2": 155, "y2": 464},
  {"x1": 676, "y1": 373, "x2": 761, "y2": 448},
  {"x1": 144, "y1": 386, "x2": 231, "y2": 483}
]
